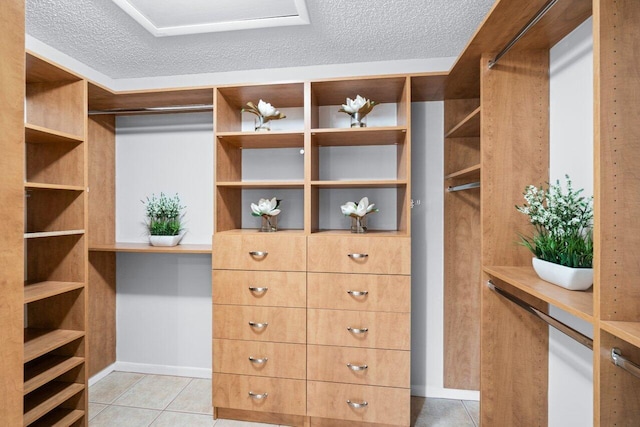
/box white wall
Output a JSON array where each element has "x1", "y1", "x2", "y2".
[{"x1": 548, "y1": 17, "x2": 594, "y2": 427}]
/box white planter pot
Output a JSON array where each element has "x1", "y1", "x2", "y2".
[
  {"x1": 149, "y1": 232, "x2": 185, "y2": 247},
  {"x1": 531, "y1": 257, "x2": 593, "y2": 291}
]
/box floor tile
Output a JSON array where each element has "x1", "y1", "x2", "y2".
[
  {"x1": 90, "y1": 405, "x2": 161, "y2": 427},
  {"x1": 113, "y1": 374, "x2": 191, "y2": 410},
  {"x1": 214, "y1": 419, "x2": 278, "y2": 427},
  {"x1": 414, "y1": 398, "x2": 475, "y2": 427},
  {"x1": 89, "y1": 371, "x2": 146, "y2": 404},
  {"x1": 463, "y1": 400, "x2": 480, "y2": 426},
  {"x1": 89, "y1": 402, "x2": 108, "y2": 421},
  {"x1": 167, "y1": 378, "x2": 213, "y2": 414},
  {"x1": 151, "y1": 411, "x2": 214, "y2": 427}
]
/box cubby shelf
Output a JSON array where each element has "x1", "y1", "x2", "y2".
[
  {"x1": 310, "y1": 127, "x2": 407, "y2": 146},
  {"x1": 24, "y1": 281, "x2": 85, "y2": 304},
  {"x1": 26, "y1": 52, "x2": 82, "y2": 84},
  {"x1": 89, "y1": 243, "x2": 212, "y2": 254},
  {"x1": 24, "y1": 230, "x2": 85, "y2": 239},
  {"x1": 484, "y1": 266, "x2": 594, "y2": 323},
  {"x1": 444, "y1": 164, "x2": 481, "y2": 180},
  {"x1": 216, "y1": 181, "x2": 304, "y2": 189},
  {"x1": 30, "y1": 408, "x2": 84, "y2": 427},
  {"x1": 25, "y1": 123, "x2": 84, "y2": 145},
  {"x1": 214, "y1": 228, "x2": 305, "y2": 235},
  {"x1": 24, "y1": 182, "x2": 84, "y2": 192},
  {"x1": 24, "y1": 356, "x2": 85, "y2": 395},
  {"x1": 600, "y1": 321, "x2": 640, "y2": 349},
  {"x1": 24, "y1": 382, "x2": 84, "y2": 426},
  {"x1": 444, "y1": 107, "x2": 481, "y2": 138},
  {"x1": 311, "y1": 180, "x2": 407, "y2": 188},
  {"x1": 311, "y1": 229, "x2": 409, "y2": 236},
  {"x1": 24, "y1": 329, "x2": 85, "y2": 363},
  {"x1": 216, "y1": 131, "x2": 304, "y2": 148}
]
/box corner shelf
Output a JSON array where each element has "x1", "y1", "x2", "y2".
[
  {"x1": 24, "y1": 329, "x2": 85, "y2": 363},
  {"x1": 484, "y1": 265, "x2": 594, "y2": 323},
  {"x1": 216, "y1": 131, "x2": 304, "y2": 148},
  {"x1": 24, "y1": 230, "x2": 85, "y2": 239},
  {"x1": 24, "y1": 382, "x2": 85, "y2": 426},
  {"x1": 310, "y1": 127, "x2": 407, "y2": 146},
  {"x1": 24, "y1": 355, "x2": 85, "y2": 395},
  {"x1": 25, "y1": 123, "x2": 84, "y2": 145},
  {"x1": 600, "y1": 321, "x2": 640, "y2": 349},
  {"x1": 444, "y1": 164, "x2": 481, "y2": 181},
  {"x1": 89, "y1": 242, "x2": 212, "y2": 254},
  {"x1": 444, "y1": 107, "x2": 481, "y2": 138},
  {"x1": 24, "y1": 281, "x2": 85, "y2": 304}
]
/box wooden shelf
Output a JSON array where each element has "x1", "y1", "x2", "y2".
[
  {"x1": 25, "y1": 123, "x2": 83, "y2": 145},
  {"x1": 484, "y1": 266, "x2": 594, "y2": 323},
  {"x1": 24, "y1": 230, "x2": 85, "y2": 239},
  {"x1": 25, "y1": 182, "x2": 84, "y2": 192},
  {"x1": 217, "y1": 83, "x2": 304, "y2": 109},
  {"x1": 89, "y1": 242, "x2": 212, "y2": 254},
  {"x1": 445, "y1": 107, "x2": 480, "y2": 138},
  {"x1": 24, "y1": 281, "x2": 84, "y2": 304},
  {"x1": 30, "y1": 408, "x2": 84, "y2": 427},
  {"x1": 311, "y1": 76, "x2": 408, "y2": 105},
  {"x1": 24, "y1": 356, "x2": 84, "y2": 395},
  {"x1": 411, "y1": 72, "x2": 448, "y2": 102},
  {"x1": 216, "y1": 131, "x2": 304, "y2": 148},
  {"x1": 311, "y1": 127, "x2": 407, "y2": 146},
  {"x1": 89, "y1": 81, "x2": 214, "y2": 111},
  {"x1": 214, "y1": 228, "x2": 305, "y2": 235},
  {"x1": 600, "y1": 321, "x2": 640, "y2": 349},
  {"x1": 311, "y1": 229, "x2": 409, "y2": 237},
  {"x1": 24, "y1": 329, "x2": 85, "y2": 363},
  {"x1": 444, "y1": 164, "x2": 481, "y2": 180},
  {"x1": 216, "y1": 181, "x2": 304, "y2": 189},
  {"x1": 311, "y1": 180, "x2": 407, "y2": 188},
  {"x1": 26, "y1": 52, "x2": 82, "y2": 84},
  {"x1": 24, "y1": 382, "x2": 84, "y2": 426}
]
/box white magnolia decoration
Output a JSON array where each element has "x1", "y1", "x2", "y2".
[
  {"x1": 242, "y1": 100, "x2": 286, "y2": 127},
  {"x1": 251, "y1": 197, "x2": 281, "y2": 217},
  {"x1": 339, "y1": 95, "x2": 377, "y2": 118},
  {"x1": 341, "y1": 197, "x2": 378, "y2": 218}
]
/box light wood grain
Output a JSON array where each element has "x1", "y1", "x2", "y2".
[
  {"x1": 216, "y1": 408, "x2": 308, "y2": 427},
  {"x1": 23, "y1": 382, "x2": 84, "y2": 426},
  {"x1": 307, "y1": 309, "x2": 410, "y2": 350},
  {"x1": 217, "y1": 181, "x2": 305, "y2": 189},
  {"x1": 311, "y1": 77, "x2": 407, "y2": 105},
  {"x1": 24, "y1": 230, "x2": 85, "y2": 239},
  {"x1": 24, "y1": 356, "x2": 84, "y2": 395},
  {"x1": 310, "y1": 180, "x2": 407, "y2": 189},
  {"x1": 213, "y1": 270, "x2": 306, "y2": 307},
  {"x1": 88, "y1": 83, "x2": 213, "y2": 111},
  {"x1": 410, "y1": 73, "x2": 448, "y2": 102},
  {"x1": 26, "y1": 52, "x2": 82, "y2": 83},
  {"x1": 24, "y1": 329, "x2": 85, "y2": 364},
  {"x1": 26, "y1": 234, "x2": 85, "y2": 283},
  {"x1": 213, "y1": 373, "x2": 306, "y2": 416},
  {"x1": 307, "y1": 345, "x2": 409, "y2": 388},
  {"x1": 217, "y1": 131, "x2": 304, "y2": 149},
  {"x1": 308, "y1": 236, "x2": 410, "y2": 275},
  {"x1": 27, "y1": 289, "x2": 85, "y2": 335},
  {"x1": 444, "y1": 107, "x2": 481, "y2": 138},
  {"x1": 26, "y1": 80, "x2": 85, "y2": 137},
  {"x1": 444, "y1": 137, "x2": 480, "y2": 178},
  {"x1": 307, "y1": 381, "x2": 409, "y2": 426},
  {"x1": 444, "y1": 99, "x2": 480, "y2": 132},
  {"x1": 213, "y1": 233, "x2": 306, "y2": 271},
  {"x1": 213, "y1": 339, "x2": 306, "y2": 379},
  {"x1": 26, "y1": 139, "x2": 84, "y2": 187},
  {"x1": 600, "y1": 322, "x2": 640, "y2": 350},
  {"x1": 87, "y1": 115, "x2": 115, "y2": 247},
  {"x1": 88, "y1": 252, "x2": 116, "y2": 377},
  {"x1": 89, "y1": 243, "x2": 211, "y2": 254},
  {"x1": 24, "y1": 281, "x2": 85, "y2": 304},
  {"x1": 25, "y1": 123, "x2": 84, "y2": 145},
  {"x1": 310, "y1": 127, "x2": 407, "y2": 146},
  {"x1": 213, "y1": 306, "x2": 306, "y2": 344},
  {"x1": 217, "y1": 83, "x2": 304, "y2": 111},
  {"x1": 307, "y1": 273, "x2": 410, "y2": 312},
  {"x1": 26, "y1": 190, "x2": 84, "y2": 234},
  {"x1": 30, "y1": 408, "x2": 84, "y2": 427},
  {"x1": 444, "y1": 164, "x2": 481, "y2": 181}
]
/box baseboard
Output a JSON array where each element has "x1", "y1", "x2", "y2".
[
  {"x1": 113, "y1": 361, "x2": 212, "y2": 379},
  {"x1": 89, "y1": 363, "x2": 117, "y2": 386},
  {"x1": 420, "y1": 385, "x2": 480, "y2": 401}
]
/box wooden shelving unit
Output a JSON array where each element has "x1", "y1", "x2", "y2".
[
  {"x1": 444, "y1": 107, "x2": 480, "y2": 138},
  {"x1": 24, "y1": 356, "x2": 85, "y2": 395},
  {"x1": 25, "y1": 123, "x2": 84, "y2": 145},
  {"x1": 89, "y1": 242, "x2": 212, "y2": 254},
  {"x1": 444, "y1": 164, "x2": 480, "y2": 181},
  {"x1": 24, "y1": 282, "x2": 85, "y2": 304}
]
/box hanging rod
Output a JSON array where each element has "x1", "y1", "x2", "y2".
[
  {"x1": 88, "y1": 104, "x2": 214, "y2": 116},
  {"x1": 447, "y1": 181, "x2": 480, "y2": 192},
  {"x1": 611, "y1": 348, "x2": 640, "y2": 379},
  {"x1": 487, "y1": 280, "x2": 593, "y2": 349},
  {"x1": 488, "y1": 0, "x2": 559, "y2": 69}
]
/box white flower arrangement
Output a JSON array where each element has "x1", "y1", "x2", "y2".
[
  {"x1": 251, "y1": 197, "x2": 281, "y2": 217},
  {"x1": 242, "y1": 100, "x2": 286, "y2": 124},
  {"x1": 341, "y1": 197, "x2": 378, "y2": 218},
  {"x1": 339, "y1": 95, "x2": 377, "y2": 118}
]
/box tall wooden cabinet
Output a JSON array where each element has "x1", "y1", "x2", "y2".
[{"x1": 212, "y1": 78, "x2": 412, "y2": 426}]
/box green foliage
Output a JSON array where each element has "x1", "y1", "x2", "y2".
[
  {"x1": 516, "y1": 175, "x2": 593, "y2": 268},
  {"x1": 142, "y1": 193, "x2": 185, "y2": 236}
]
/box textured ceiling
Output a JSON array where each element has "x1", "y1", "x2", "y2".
[{"x1": 26, "y1": 0, "x2": 495, "y2": 80}]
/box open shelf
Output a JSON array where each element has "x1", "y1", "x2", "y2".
[
  {"x1": 484, "y1": 266, "x2": 594, "y2": 323},
  {"x1": 444, "y1": 164, "x2": 481, "y2": 180},
  {"x1": 23, "y1": 381, "x2": 84, "y2": 426},
  {"x1": 26, "y1": 52, "x2": 82, "y2": 84},
  {"x1": 24, "y1": 329, "x2": 85, "y2": 363},
  {"x1": 216, "y1": 131, "x2": 304, "y2": 148},
  {"x1": 216, "y1": 181, "x2": 304, "y2": 189},
  {"x1": 310, "y1": 229, "x2": 409, "y2": 236},
  {"x1": 24, "y1": 356, "x2": 84, "y2": 395},
  {"x1": 600, "y1": 321, "x2": 640, "y2": 349},
  {"x1": 214, "y1": 228, "x2": 305, "y2": 235},
  {"x1": 89, "y1": 242, "x2": 212, "y2": 254},
  {"x1": 25, "y1": 182, "x2": 84, "y2": 192},
  {"x1": 30, "y1": 408, "x2": 84, "y2": 427},
  {"x1": 311, "y1": 180, "x2": 407, "y2": 188},
  {"x1": 24, "y1": 230, "x2": 85, "y2": 239},
  {"x1": 24, "y1": 281, "x2": 85, "y2": 304},
  {"x1": 445, "y1": 107, "x2": 481, "y2": 138},
  {"x1": 25, "y1": 123, "x2": 84, "y2": 145},
  {"x1": 311, "y1": 127, "x2": 407, "y2": 146}
]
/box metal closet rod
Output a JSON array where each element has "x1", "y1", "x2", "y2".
[
  {"x1": 488, "y1": 0, "x2": 559, "y2": 69},
  {"x1": 487, "y1": 280, "x2": 593, "y2": 350},
  {"x1": 447, "y1": 181, "x2": 480, "y2": 192},
  {"x1": 88, "y1": 104, "x2": 214, "y2": 115},
  {"x1": 611, "y1": 348, "x2": 640, "y2": 380}
]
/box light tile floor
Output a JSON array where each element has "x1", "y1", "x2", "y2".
[{"x1": 89, "y1": 372, "x2": 479, "y2": 427}]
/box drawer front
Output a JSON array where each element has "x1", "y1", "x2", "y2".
[
  {"x1": 213, "y1": 305, "x2": 306, "y2": 343},
  {"x1": 307, "y1": 381, "x2": 410, "y2": 426},
  {"x1": 308, "y1": 236, "x2": 410, "y2": 275},
  {"x1": 213, "y1": 373, "x2": 306, "y2": 416},
  {"x1": 308, "y1": 309, "x2": 410, "y2": 350},
  {"x1": 213, "y1": 233, "x2": 306, "y2": 271},
  {"x1": 307, "y1": 345, "x2": 409, "y2": 388},
  {"x1": 213, "y1": 270, "x2": 306, "y2": 307},
  {"x1": 307, "y1": 273, "x2": 410, "y2": 312},
  {"x1": 213, "y1": 339, "x2": 306, "y2": 379}
]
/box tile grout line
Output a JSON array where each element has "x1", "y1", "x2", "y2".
[
  {"x1": 461, "y1": 400, "x2": 479, "y2": 427},
  {"x1": 163, "y1": 376, "x2": 194, "y2": 411},
  {"x1": 89, "y1": 372, "x2": 148, "y2": 406}
]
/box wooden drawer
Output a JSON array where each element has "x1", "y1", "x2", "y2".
[
  {"x1": 213, "y1": 339, "x2": 306, "y2": 379},
  {"x1": 213, "y1": 373, "x2": 306, "y2": 416},
  {"x1": 213, "y1": 305, "x2": 306, "y2": 343},
  {"x1": 307, "y1": 345, "x2": 409, "y2": 388},
  {"x1": 308, "y1": 236, "x2": 410, "y2": 275},
  {"x1": 213, "y1": 233, "x2": 306, "y2": 271},
  {"x1": 308, "y1": 309, "x2": 410, "y2": 350},
  {"x1": 213, "y1": 270, "x2": 306, "y2": 307},
  {"x1": 307, "y1": 273, "x2": 410, "y2": 312},
  {"x1": 307, "y1": 381, "x2": 410, "y2": 426}
]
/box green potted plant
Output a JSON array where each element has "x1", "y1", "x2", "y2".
[
  {"x1": 142, "y1": 192, "x2": 186, "y2": 246},
  {"x1": 516, "y1": 175, "x2": 593, "y2": 290}
]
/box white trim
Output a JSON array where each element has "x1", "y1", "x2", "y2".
[
  {"x1": 420, "y1": 385, "x2": 480, "y2": 401},
  {"x1": 88, "y1": 363, "x2": 117, "y2": 386},
  {"x1": 114, "y1": 362, "x2": 212, "y2": 379}
]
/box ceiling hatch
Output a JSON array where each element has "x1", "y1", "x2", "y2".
[{"x1": 112, "y1": 0, "x2": 310, "y2": 37}]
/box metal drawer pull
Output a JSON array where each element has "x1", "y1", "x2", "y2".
[
  {"x1": 249, "y1": 251, "x2": 268, "y2": 257},
  {"x1": 249, "y1": 356, "x2": 268, "y2": 364},
  {"x1": 347, "y1": 363, "x2": 368, "y2": 371},
  {"x1": 347, "y1": 327, "x2": 368, "y2": 334},
  {"x1": 248, "y1": 391, "x2": 268, "y2": 400},
  {"x1": 347, "y1": 290, "x2": 368, "y2": 296},
  {"x1": 248, "y1": 321, "x2": 268, "y2": 329},
  {"x1": 249, "y1": 286, "x2": 268, "y2": 293},
  {"x1": 348, "y1": 253, "x2": 368, "y2": 259},
  {"x1": 347, "y1": 400, "x2": 368, "y2": 408}
]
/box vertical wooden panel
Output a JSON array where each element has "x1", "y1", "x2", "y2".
[
  {"x1": 0, "y1": 0, "x2": 24, "y2": 424},
  {"x1": 88, "y1": 252, "x2": 116, "y2": 376},
  {"x1": 88, "y1": 115, "x2": 115, "y2": 246}
]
